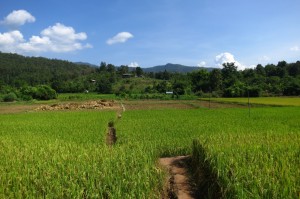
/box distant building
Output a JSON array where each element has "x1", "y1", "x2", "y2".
[
  {"x1": 122, "y1": 73, "x2": 133, "y2": 78},
  {"x1": 166, "y1": 91, "x2": 173, "y2": 94}
]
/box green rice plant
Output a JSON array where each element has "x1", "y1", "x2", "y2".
[
  {"x1": 118, "y1": 107, "x2": 300, "y2": 198},
  {"x1": 0, "y1": 111, "x2": 164, "y2": 198},
  {"x1": 0, "y1": 105, "x2": 299, "y2": 198},
  {"x1": 200, "y1": 97, "x2": 300, "y2": 106}
]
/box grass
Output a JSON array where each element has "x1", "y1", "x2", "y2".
[
  {"x1": 200, "y1": 97, "x2": 300, "y2": 106},
  {"x1": 0, "y1": 99, "x2": 299, "y2": 198}
]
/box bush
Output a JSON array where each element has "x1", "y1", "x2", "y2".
[
  {"x1": 35, "y1": 85, "x2": 57, "y2": 100},
  {"x1": 3, "y1": 92, "x2": 18, "y2": 102},
  {"x1": 19, "y1": 85, "x2": 57, "y2": 100},
  {"x1": 20, "y1": 86, "x2": 36, "y2": 101}
]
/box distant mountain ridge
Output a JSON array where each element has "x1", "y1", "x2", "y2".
[
  {"x1": 74, "y1": 62, "x2": 216, "y2": 73},
  {"x1": 143, "y1": 63, "x2": 215, "y2": 73},
  {"x1": 74, "y1": 62, "x2": 98, "y2": 68}
]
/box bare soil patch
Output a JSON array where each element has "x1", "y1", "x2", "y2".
[
  {"x1": 124, "y1": 100, "x2": 195, "y2": 110},
  {"x1": 35, "y1": 100, "x2": 118, "y2": 111},
  {"x1": 0, "y1": 100, "x2": 120, "y2": 114},
  {"x1": 0, "y1": 99, "x2": 245, "y2": 114},
  {"x1": 0, "y1": 104, "x2": 41, "y2": 114},
  {"x1": 159, "y1": 156, "x2": 195, "y2": 199},
  {"x1": 123, "y1": 100, "x2": 245, "y2": 110}
]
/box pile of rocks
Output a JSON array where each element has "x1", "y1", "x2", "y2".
[{"x1": 35, "y1": 100, "x2": 115, "y2": 111}]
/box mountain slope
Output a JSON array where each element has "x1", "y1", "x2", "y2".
[
  {"x1": 143, "y1": 63, "x2": 214, "y2": 73},
  {"x1": 0, "y1": 52, "x2": 95, "y2": 87}
]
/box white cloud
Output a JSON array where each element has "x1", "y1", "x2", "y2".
[
  {"x1": 0, "y1": 23, "x2": 91, "y2": 53},
  {"x1": 197, "y1": 61, "x2": 206, "y2": 67},
  {"x1": 129, "y1": 62, "x2": 139, "y2": 67},
  {"x1": 107, "y1": 32, "x2": 133, "y2": 45},
  {"x1": 215, "y1": 52, "x2": 245, "y2": 70},
  {"x1": 41, "y1": 23, "x2": 87, "y2": 43},
  {"x1": 290, "y1": 46, "x2": 299, "y2": 51},
  {"x1": 0, "y1": 30, "x2": 24, "y2": 45},
  {"x1": 1, "y1": 10, "x2": 35, "y2": 28},
  {"x1": 0, "y1": 30, "x2": 24, "y2": 52}
]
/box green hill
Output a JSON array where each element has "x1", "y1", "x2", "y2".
[{"x1": 0, "y1": 52, "x2": 95, "y2": 88}]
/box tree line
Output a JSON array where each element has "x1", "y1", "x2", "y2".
[{"x1": 0, "y1": 52, "x2": 299, "y2": 101}]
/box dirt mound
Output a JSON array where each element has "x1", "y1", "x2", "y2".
[
  {"x1": 159, "y1": 156, "x2": 194, "y2": 199},
  {"x1": 35, "y1": 100, "x2": 117, "y2": 111}
]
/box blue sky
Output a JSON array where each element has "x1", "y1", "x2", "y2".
[{"x1": 0, "y1": 0, "x2": 300, "y2": 69}]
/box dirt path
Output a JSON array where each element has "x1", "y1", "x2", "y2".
[
  {"x1": 159, "y1": 156, "x2": 194, "y2": 199},
  {"x1": 0, "y1": 104, "x2": 41, "y2": 114}
]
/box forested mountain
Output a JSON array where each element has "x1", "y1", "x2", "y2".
[
  {"x1": 0, "y1": 52, "x2": 96, "y2": 89},
  {"x1": 143, "y1": 63, "x2": 214, "y2": 73}
]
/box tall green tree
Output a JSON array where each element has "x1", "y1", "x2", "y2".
[
  {"x1": 135, "y1": 67, "x2": 143, "y2": 77},
  {"x1": 189, "y1": 69, "x2": 210, "y2": 92},
  {"x1": 221, "y1": 62, "x2": 239, "y2": 88},
  {"x1": 209, "y1": 69, "x2": 222, "y2": 91}
]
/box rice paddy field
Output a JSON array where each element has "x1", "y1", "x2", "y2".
[
  {"x1": 0, "y1": 98, "x2": 299, "y2": 198},
  {"x1": 200, "y1": 96, "x2": 300, "y2": 106}
]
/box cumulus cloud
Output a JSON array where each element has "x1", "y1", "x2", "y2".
[
  {"x1": 0, "y1": 31, "x2": 24, "y2": 52},
  {"x1": 107, "y1": 32, "x2": 133, "y2": 45},
  {"x1": 197, "y1": 61, "x2": 206, "y2": 67},
  {"x1": 129, "y1": 62, "x2": 139, "y2": 67},
  {"x1": 1, "y1": 10, "x2": 35, "y2": 28},
  {"x1": 215, "y1": 52, "x2": 245, "y2": 70},
  {"x1": 290, "y1": 46, "x2": 299, "y2": 51},
  {"x1": 0, "y1": 23, "x2": 91, "y2": 53},
  {"x1": 41, "y1": 23, "x2": 87, "y2": 43},
  {"x1": 0, "y1": 30, "x2": 24, "y2": 45}
]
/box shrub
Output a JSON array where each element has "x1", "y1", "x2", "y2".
[
  {"x1": 20, "y1": 86, "x2": 36, "y2": 101},
  {"x1": 34, "y1": 85, "x2": 57, "y2": 100},
  {"x1": 3, "y1": 92, "x2": 18, "y2": 102}
]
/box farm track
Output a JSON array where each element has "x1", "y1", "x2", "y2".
[
  {"x1": 159, "y1": 156, "x2": 194, "y2": 199},
  {"x1": 0, "y1": 103, "x2": 41, "y2": 114}
]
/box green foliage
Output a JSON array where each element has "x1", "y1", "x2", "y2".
[
  {"x1": 189, "y1": 69, "x2": 210, "y2": 92},
  {"x1": 96, "y1": 78, "x2": 113, "y2": 94},
  {"x1": 247, "y1": 85, "x2": 262, "y2": 97},
  {"x1": 0, "y1": 52, "x2": 95, "y2": 90},
  {"x1": 282, "y1": 76, "x2": 300, "y2": 95},
  {"x1": 172, "y1": 81, "x2": 186, "y2": 95},
  {"x1": 34, "y1": 85, "x2": 57, "y2": 100},
  {"x1": 135, "y1": 67, "x2": 143, "y2": 77},
  {"x1": 19, "y1": 85, "x2": 57, "y2": 100},
  {"x1": 224, "y1": 81, "x2": 245, "y2": 97},
  {"x1": 210, "y1": 69, "x2": 223, "y2": 91},
  {"x1": 1, "y1": 51, "x2": 300, "y2": 98},
  {"x1": 2, "y1": 92, "x2": 18, "y2": 102}
]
